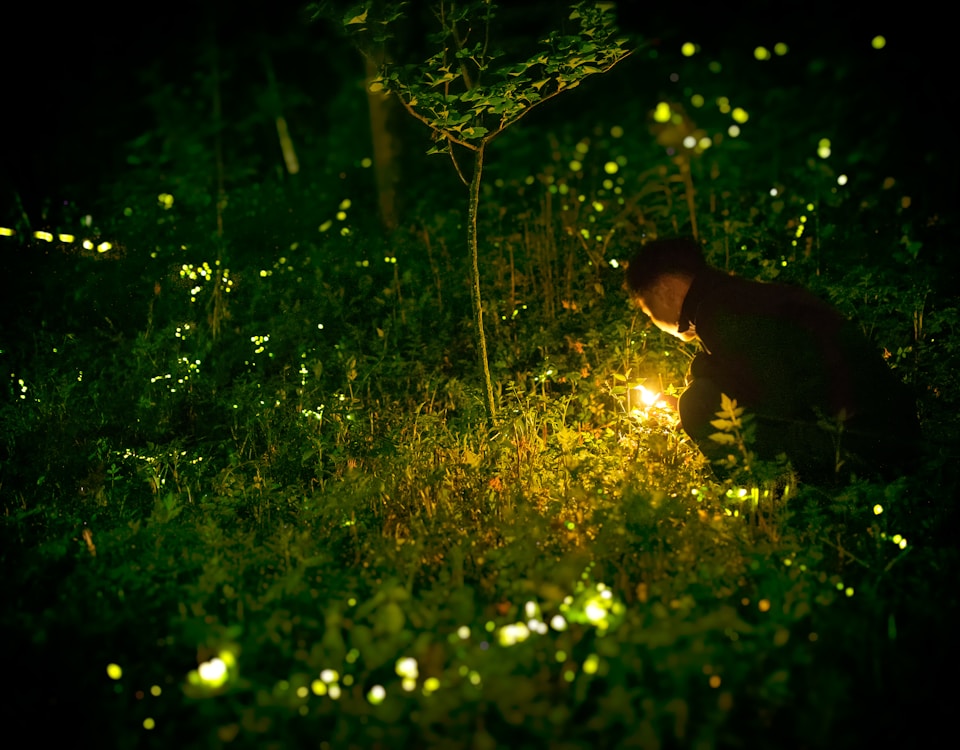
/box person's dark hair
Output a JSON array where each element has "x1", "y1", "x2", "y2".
[{"x1": 625, "y1": 238, "x2": 706, "y2": 295}]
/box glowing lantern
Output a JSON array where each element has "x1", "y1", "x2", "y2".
[{"x1": 630, "y1": 385, "x2": 668, "y2": 414}]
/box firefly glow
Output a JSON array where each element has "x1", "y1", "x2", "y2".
[{"x1": 197, "y1": 657, "x2": 228, "y2": 686}]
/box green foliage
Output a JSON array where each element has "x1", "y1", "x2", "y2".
[
  {"x1": 1, "y1": 11, "x2": 958, "y2": 748},
  {"x1": 365, "y1": 1, "x2": 632, "y2": 152},
  {"x1": 329, "y1": 0, "x2": 632, "y2": 427}
]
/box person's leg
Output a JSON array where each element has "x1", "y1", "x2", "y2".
[{"x1": 678, "y1": 377, "x2": 731, "y2": 467}]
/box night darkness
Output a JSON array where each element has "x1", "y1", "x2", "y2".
[{"x1": 2, "y1": 1, "x2": 955, "y2": 220}]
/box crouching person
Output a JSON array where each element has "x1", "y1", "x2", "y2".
[{"x1": 625, "y1": 238, "x2": 921, "y2": 484}]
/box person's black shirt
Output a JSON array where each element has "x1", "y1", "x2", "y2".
[{"x1": 675, "y1": 268, "x2": 920, "y2": 483}]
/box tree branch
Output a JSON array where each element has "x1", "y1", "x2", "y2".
[
  {"x1": 447, "y1": 142, "x2": 470, "y2": 187},
  {"x1": 488, "y1": 50, "x2": 634, "y2": 143},
  {"x1": 394, "y1": 93, "x2": 479, "y2": 152}
]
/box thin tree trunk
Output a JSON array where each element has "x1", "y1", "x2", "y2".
[
  {"x1": 211, "y1": 35, "x2": 226, "y2": 240},
  {"x1": 209, "y1": 25, "x2": 228, "y2": 340},
  {"x1": 468, "y1": 142, "x2": 496, "y2": 427},
  {"x1": 262, "y1": 53, "x2": 300, "y2": 175},
  {"x1": 366, "y1": 52, "x2": 401, "y2": 232}
]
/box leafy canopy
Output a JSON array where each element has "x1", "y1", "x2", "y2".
[{"x1": 353, "y1": 1, "x2": 633, "y2": 152}]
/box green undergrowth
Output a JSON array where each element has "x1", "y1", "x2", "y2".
[{"x1": 3, "y1": 54, "x2": 959, "y2": 748}]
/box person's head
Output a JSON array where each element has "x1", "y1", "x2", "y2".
[{"x1": 625, "y1": 238, "x2": 705, "y2": 341}]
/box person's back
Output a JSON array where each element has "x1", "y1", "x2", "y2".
[
  {"x1": 677, "y1": 268, "x2": 919, "y2": 482},
  {"x1": 627, "y1": 239, "x2": 921, "y2": 484}
]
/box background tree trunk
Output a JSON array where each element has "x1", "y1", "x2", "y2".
[{"x1": 365, "y1": 51, "x2": 402, "y2": 232}]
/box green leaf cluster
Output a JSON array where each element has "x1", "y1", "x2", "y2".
[{"x1": 361, "y1": 1, "x2": 632, "y2": 151}]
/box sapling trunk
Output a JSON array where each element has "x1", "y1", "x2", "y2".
[{"x1": 468, "y1": 142, "x2": 497, "y2": 427}]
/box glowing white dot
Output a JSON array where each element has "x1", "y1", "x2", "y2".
[
  {"x1": 320, "y1": 669, "x2": 338, "y2": 683},
  {"x1": 584, "y1": 600, "x2": 607, "y2": 623},
  {"x1": 198, "y1": 658, "x2": 227, "y2": 683},
  {"x1": 396, "y1": 657, "x2": 419, "y2": 679}
]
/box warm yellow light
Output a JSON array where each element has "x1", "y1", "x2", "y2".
[
  {"x1": 395, "y1": 657, "x2": 419, "y2": 679},
  {"x1": 872, "y1": 35, "x2": 886, "y2": 50},
  {"x1": 584, "y1": 599, "x2": 607, "y2": 624},
  {"x1": 497, "y1": 622, "x2": 530, "y2": 646},
  {"x1": 34, "y1": 231, "x2": 53, "y2": 242},
  {"x1": 583, "y1": 654, "x2": 600, "y2": 674},
  {"x1": 630, "y1": 385, "x2": 669, "y2": 416},
  {"x1": 97, "y1": 241, "x2": 112, "y2": 253},
  {"x1": 58, "y1": 233, "x2": 75, "y2": 243},
  {"x1": 731, "y1": 107, "x2": 749, "y2": 123},
  {"x1": 0, "y1": 226, "x2": 14, "y2": 236},
  {"x1": 106, "y1": 663, "x2": 123, "y2": 680},
  {"x1": 197, "y1": 657, "x2": 227, "y2": 686},
  {"x1": 754, "y1": 46, "x2": 771, "y2": 60},
  {"x1": 653, "y1": 102, "x2": 671, "y2": 123},
  {"x1": 681, "y1": 42, "x2": 696, "y2": 57},
  {"x1": 320, "y1": 668, "x2": 339, "y2": 683}
]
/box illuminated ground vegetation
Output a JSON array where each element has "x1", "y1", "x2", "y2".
[{"x1": 1, "y1": 10, "x2": 958, "y2": 749}]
